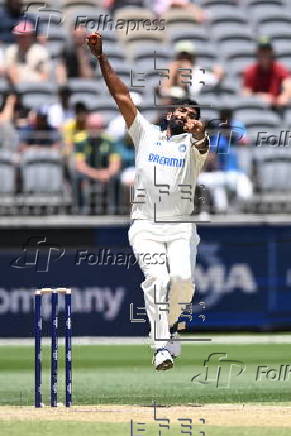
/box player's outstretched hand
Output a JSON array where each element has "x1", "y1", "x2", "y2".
[
  {"x1": 185, "y1": 119, "x2": 205, "y2": 139},
  {"x1": 86, "y1": 32, "x2": 102, "y2": 58}
]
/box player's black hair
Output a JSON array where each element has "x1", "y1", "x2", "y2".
[
  {"x1": 178, "y1": 98, "x2": 201, "y2": 120},
  {"x1": 75, "y1": 101, "x2": 88, "y2": 114}
]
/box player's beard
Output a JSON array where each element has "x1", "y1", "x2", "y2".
[{"x1": 169, "y1": 118, "x2": 185, "y2": 136}]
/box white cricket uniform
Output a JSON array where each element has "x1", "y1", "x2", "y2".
[{"x1": 128, "y1": 112, "x2": 208, "y2": 349}]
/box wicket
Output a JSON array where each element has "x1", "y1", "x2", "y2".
[{"x1": 34, "y1": 288, "x2": 72, "y2": 408}]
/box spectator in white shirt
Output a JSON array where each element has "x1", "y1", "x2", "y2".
[
  {"x1": 5, "y1": 20, "x2": 50, "y2": 85},
  {"x1": 162, "y1": 41, "x2": 223, "y2": 99}
]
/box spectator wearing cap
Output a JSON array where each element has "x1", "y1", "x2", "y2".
[
  {"x1": 57, "y1": 26, "x2": 96, "y2": 84},
  {"x1": 19, "y1": 106, "x2": 61, "y2": 151},
  {"x1": 0, "y1": 0, "x2": 23, "y2": 44},
  {"x1": 151, "y1": 0, "x2": 206, "y2": 22},
  {"x1": 243, "y1": 38, "x2": 290, "y2": 106},
  {"x1": 161, "y1": 41, "x2": 223, "y2": 99},
  {"x1": 4, "y1": 20, "x2": 50, "y2": 85}
]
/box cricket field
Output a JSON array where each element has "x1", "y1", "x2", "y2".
[{"x1": 0, "y1": 339, "x2": 291, "y2": 435}]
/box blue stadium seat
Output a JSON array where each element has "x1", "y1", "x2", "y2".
[
  {"x1": 202, "y1": 0, "x2": 238, "y2": 6},
  {"x1": 231, "y1": 95, "x2": 269, "y2": 111},
  {"x1": 234, "y1": 109, "x2": 280, "y2": 129},
  {"x1": 247, "y1": 4, "x2": 289, "y2": 24},
  {"x1": 254, "y1": 149, "x2": 291, "y2": 192},
  {"x1": 135, "y1": 52, "x2": 171, "y2": 73},
  {"x1": 227, "y1": 52, "x2": 256, "y2": 78},
  {"x1": 21, "y1": 148, "x2": 65, "y2": 193},
  {"x1": 68, "y1": 78, "x2": 102, "y2": 93},
  {"x1": 219, "y1": 42, "x2": 256, "y2": 63},
  {"x1": 284, "y1": 108, "x2": 291, "y2": 127},
  {"x1": 0, "y1": 151, "x2": 16, "y2": 194},
  {"x1": 196, "y1": 47, "x2": 218, "y2": 69},
  {"x1": 273, "y1": 39, "x2": 291, "y2": 54},
  {"x1": 0, "y1": 78, "x2": 9, "y2": 94},
  {"x1": 82, "y1": 95, "x2": 119, "y2": 123},
  {"x1": 22, "y1": 94, "x2": 58, "y2": 110},
  {"x1": 209, "y1": 9, "x2": 248, "y2": 26},
  {"x1": 62, "y1": 0, "x2": 101, "y2": 8},
  {"x1": 16, "y1": 81, "x2": 57, "y2": 95},
  {"x1": 276, "y1": 54, "x2": 291, "y2": 69},
  {"x1": 16, "y1": 82, "x2": 58, "y2": 109},
  {"x1": 258, "y1": 20, "x2": 291, "y2": 39},
  {"x1": 164, "y1": 9, "x2": 198, "y2": 26},
  {"x1": 168, "y1": 27, "x2": 210, "y2": 47}
]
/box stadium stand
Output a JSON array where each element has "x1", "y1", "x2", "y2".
[{"x1": 0, "y1": 0, "x2": 290, "y2": 215}]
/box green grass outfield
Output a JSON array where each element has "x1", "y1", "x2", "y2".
[
  {"x1": 0, "y1": 342, "x2": 291, "y2": 406},
  {"x1": 1, "y1": 422, "x2": 291, "y2": 436}
]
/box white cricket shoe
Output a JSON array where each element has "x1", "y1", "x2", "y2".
[
  {"x1": 153, "y1": 348, "x2": 173, "y2": 371},
  {"x1": 166, "y1": 333, "x2": 181, "y2": 359}
]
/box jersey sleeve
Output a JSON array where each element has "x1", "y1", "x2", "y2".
[
  {"x1": 128, "y1": 111, "x2": 152, "y2": 149},
  {"x1": 191, "y1": 141, "x2": 209, "y2": 173}
]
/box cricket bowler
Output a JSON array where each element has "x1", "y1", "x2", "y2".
[{"x1": 87, "y1": 33, "x2": 209, "y2": 370}]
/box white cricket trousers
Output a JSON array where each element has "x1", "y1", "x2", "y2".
[{"x1": 128, "y1": 220, "x2": 200, "y2": 350}]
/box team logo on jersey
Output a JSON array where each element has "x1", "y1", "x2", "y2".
[{"x1": 179, "y1": 144, "x2": 187, "y2": 153}]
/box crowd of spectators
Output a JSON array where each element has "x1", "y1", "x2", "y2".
[{"x1": 0, "y1": 0, "x2": 290, "y2": 215}]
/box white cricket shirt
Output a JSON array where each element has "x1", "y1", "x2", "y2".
[{"x1": 128, "y1": 111, "x2": 208, "y2": 222}]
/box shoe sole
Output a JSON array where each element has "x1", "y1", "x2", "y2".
[{"x1": 156, "y1": 359, "x2": 173, "y2": 371}]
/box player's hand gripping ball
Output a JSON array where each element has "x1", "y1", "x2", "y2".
[
  {"x1": 185, "y1": 119, "x2": 205, "y2": 139},
  {"x1": 86, "y1": 32, "x2": 102, "y2": 58}
]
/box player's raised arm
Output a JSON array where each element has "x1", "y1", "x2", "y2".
[{"x1": 86, "y1": 32, "x2": 137, "y2": 128}]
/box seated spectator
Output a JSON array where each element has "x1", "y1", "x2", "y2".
[
  {"x1": 114, "y1": 132, "x2": 135, "y2": 214},
  {"x1": 63, "y1": 102, "x2": 89, "y2": 157},
  {"x1": 57, "y1": 27, "x2": 96, "y2": 84},
  {"x1": 162, "y1": 41, "x2": 223, "y2": 99},
  {"x1": 12, "y1": 92, "x2": 30, "y2": 129},
  {"x1": 115, "y1": 133, "x2": 135, "y2": 184},
  {"x1": 71, "y1": 112, "x2": 121, "y2": 213},
  {"x1": 19, "y1": 107, "x2": 61, "y2": 150},
  {"x1": 5, "y1": 20, "x2": 50, "y2": 85},
  {"x1": 0, "y1": 0, "x2": 23, "y2": 44},
  {"x1": 243, "y1": 38, "x2": 289, "y2": 107},
  {"x1": 47, "y1": 86, "x2": 74, "y2": 130},
  {"x1": 198, "y1": 108, "x2": 253, "y2": 212},
  {"x1": 152, "y1": 0, "x2": 206, "y2": 22},
  {"x1": 0, "y1": 93, "x2": 19, "y2": 150}
]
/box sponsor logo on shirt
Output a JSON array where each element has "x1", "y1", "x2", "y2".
[
  {"x1": 148, "y1": 153, "x2": 185, "y2": 167},
  {"x1": 179, "y1": 144, "x2": 187, "y2": 153}
]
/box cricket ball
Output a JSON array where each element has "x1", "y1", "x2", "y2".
[{"x1": 89, "y1": 34, "x2": 98, "y2": 45}]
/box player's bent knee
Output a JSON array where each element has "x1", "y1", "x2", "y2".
[
  {"x1": 142, "y1": 274, "x2": 170, "y2": 291},
  {"x1": 170, "y1": 275, "x2": 192, "y2": 284}
]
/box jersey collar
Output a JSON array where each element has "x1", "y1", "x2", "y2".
[{"x1": 161, "y1": 131, "x2": 188, "y2": 142}]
